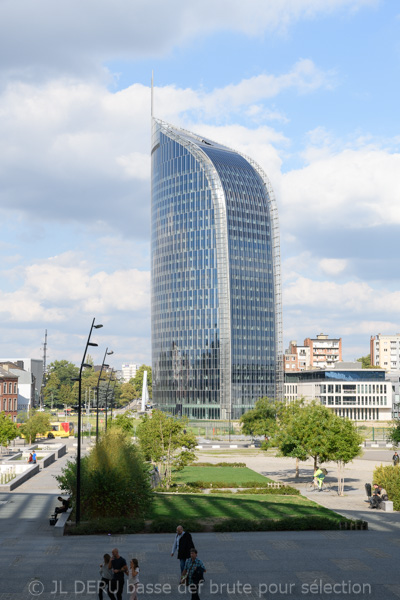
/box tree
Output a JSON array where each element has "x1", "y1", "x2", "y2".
[
  {"x1": 325, "y1": 417, "x2": 363, "y2": 496},
  {"x1": 388, "y1": 418, "x2": 400, "y2": 447},
  {"x1": 240, "y1": 397, "x2": 279, "y2": 439},
  {"x1": 136, "y1": 410, "x2": 197, "y2": 489},
  {"x1": 109, "y1": 411, "x2": 135, "y2": 434},
  {"x1": 132, "y1": 365, "x2": 152, "y2": 399},
  {"x1": 0, "y1": 412, "x2": 19, "y2": 452},
  {"x1": 56, "y1": 428, "x2": 153, "y2": 519},
  {"x1": 119, "y1": 382, "x2": 138, "y2": 405},
  {"x1": 21, "y1": 412, "x2": 52, "y2": 443},
  {"x1": 356, "y1": 354, "x2": 380, "y2": 369},
  {"x1": 275, "y1": 399, "x2": 308, "y2": 477},
  {"x1": 43, "y1": 360, "x2": 79, "y2": 407}
]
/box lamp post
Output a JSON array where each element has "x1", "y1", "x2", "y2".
[
  {"x1": 96, "y1": 348, "x2": 113, "y2": 442},
  {"x1": 104, "y1": 368, "x2": 115, "y2": 431},
  {"x1": 110, "y1": 377, "x2": 118, "y2": 422},
  {"x1": 77, "y1": 318, "x2": 103, "y2": 525}
]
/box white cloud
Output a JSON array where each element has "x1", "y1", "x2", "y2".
[
  {"x1": 281, "y1": 147, "x2": 400, "y2": 229},
  {"x1": 319, "y1": 258, "x2": 348, "y2": 275},
  {"x1": 0, "y1": 1, "x2": 376, "y2": 80},
  {"x1": 0, "y1": 253, "x2": 150, "y2": 322}
]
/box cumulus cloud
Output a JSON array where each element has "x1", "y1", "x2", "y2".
[
  {"x1": 0, "y1": 0, "x2": 376, "y2": 80},
  {"x1": 0, "y1": 253, "x2": 150, "y2": 322}
]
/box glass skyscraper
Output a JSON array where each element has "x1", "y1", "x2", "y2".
[{"x1": 151, "y1": 119, "x2": 282, "y2": 420}]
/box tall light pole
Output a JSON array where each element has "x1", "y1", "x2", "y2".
[
  {"x1": 104, "y1": 368, "x2": 115, "y2": 431},
  {"x1": 96, "y1": 348, "x2": 113, "y2": 442},
  {"x1": 77, "y1": 318, "x2": 103, "y2": 525}
]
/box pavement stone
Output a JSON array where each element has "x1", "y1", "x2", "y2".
[{"x1": 0, "y1": 442, "x2": 399, "y2": 598}]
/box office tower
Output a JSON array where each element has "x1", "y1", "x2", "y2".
[{"x1": 151, "y1": 119, "x2": 282, "y2": 419}]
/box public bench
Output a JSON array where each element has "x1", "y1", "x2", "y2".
[
  {"x1": 380, "y1": 501, "x2": 394, "y2": 512},
  {"x1": 50, "y1": 508, "x2": 72, "y2": 536}
]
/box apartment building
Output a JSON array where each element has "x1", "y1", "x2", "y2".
[
  {"x1": 0, "y1": 366, "x2": 18, "y2": 421},
  {"x1": 370, "y1": 333, "x2": 400, "y2": 372},
  {"x1": 304, "y1": 333, "x2": 342, "y2": 369}
]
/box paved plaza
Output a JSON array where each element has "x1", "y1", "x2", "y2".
[{"x1": 0, "y1": 440, "x2": 399, "y2": 599}]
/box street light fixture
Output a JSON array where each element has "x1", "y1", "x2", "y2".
[
  {"x1": 96, "y1": 348, "x2": 113, "y2": 442},
  {"x1": 104, "y1": 368, "x2": 115, "y2": 431},
  {"x1": 77, "y1": 318, "x2": 103, "y2": 525}
]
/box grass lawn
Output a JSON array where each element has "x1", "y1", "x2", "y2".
[
  {"x1": 174, "y1": 466, "x2": 273, "y2": 485},
  {"x1": 149, "y1": 493, "x2": 341, "y2": 522}
]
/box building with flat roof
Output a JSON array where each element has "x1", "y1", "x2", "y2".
[
  {"x1": 151, "y1": 119, "x2": 282, "y2": 419},
  {"x1": 285, "y1": 365, "x2": 391, "y2": 421},
  {"x1": 121, "y1": 363, "x2": 140, "y2": 383},
  {"x1": 370, "y1": 333, "x2": 400, "y2": 372},
  {"x1": 303, "y1": 333, "x2": 342, "y2": 369}
]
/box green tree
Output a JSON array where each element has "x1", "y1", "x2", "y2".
[
  {"x1": 240, "y1": 397, "x2": 279, "y2": 440},
  {"x1": 0, "y1": 412, "x2": 19, "y2": 452},
  {"x1": 132, "y1": 365, "x2": 152, "y2": 398},
  {"x1": 21, "y1": 411, "x2": 52, "y2": 443},
  {"x1": 356, "y1": 354, "x2": 380, "y2": 369},
  {"x1": 119, "y1": 382, "x2": 138, "y2": 405},
  {"x1": 325, "y1": 416, "x2": 363, "y2": 495},
  {"x1": 43, "y1": 360, "x2": 79, "y2": 407},
  {"x1": 109, "y1": 411, "x2": 135, "y2": 434},
  {"x1": 56, "y1": 428, "x2": 153, "y2": 519},
  {"x1": 275, "y1": 399, "x2": 308, "y2": 477},
  {"x1": 136, "y1": 410, "x2": 197, "y2": 489},
  {"x1": 388, "y1": 419, "x2": 400, "y2": 447}
]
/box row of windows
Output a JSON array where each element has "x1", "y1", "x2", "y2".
[
  {"x1": 2, "y1": 383, "x2": 17, "y2": 393},
  {"x1": 321, "y1": 396, "x2": 387, "y2": 406},
  {"x1": 2, "y1": 398, "x2": 17, "y2": 411},
  {"x1": 333, "y1": 408, "x2": 380, "y2": 420}
]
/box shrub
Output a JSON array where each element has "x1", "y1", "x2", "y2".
[
  {"x1": 67, "y1": 517, "x2": 144, "y2": 535},
  {"x1": 213, "y1": 516, "x2": 345, "y2": 533},
  {"x1": 209, "y1": 489, "x2": 233, "y2": 494},
  {"x1": 237, "y1": 486, "x2": 300, "y2": 496},
  {"x1": 191, "y1": 462, "x2": 246, "y2": 468},
  {"x1": 373, "y1": 465, "x2": 400, "y2": 510},
  {"x1": 56, "y1": 428, "x2": 153, "y2": 519},
  {"x1": 148, "y1": 518, "x2": 205, "y2": 533}
]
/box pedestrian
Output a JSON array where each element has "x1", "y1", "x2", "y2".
[
  {"x1": 98, "y1": 553, "x2": 113, "y2": 600},
  {"x1": 181, "y1": 548, "x2": 206, "y2": 600},
  {"x1": 171, "y1": 525, "x2": 194, "y2": 573},
  {"x1": 27, "y1": 453, "x2": 33, "y2": 463},
  {"x1": 369, "y1": 483, "x2": 388, "y2": 509},
  {"x1": 32, "y1": 450, "x2": 37, "y2": 464},
  {"x1": 393, "y1": 451, "x2": 399, "y2": 466},
  {"x1": 127, "y1": 558, "x2": 140, "y2": 600},
  {"x1": 108, "y1": 548, "x2": 127, "y2": 600},
  {"x1": 313, "y1": 466, "x2": 325, "y2": 491}
]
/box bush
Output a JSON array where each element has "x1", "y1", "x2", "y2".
[
  {"x1": 373, "y1": 465, "x2": 400, "y2": 510},
  {"x1": 213, "y1": 516, "x2": 346, "y2": 532},
  {"x1": 192, "y1": 462, "x2": 246, "y2": 468},
  {"x1": 67, "y1": 517, "x2": 144, "y2": 535},
  {"x1": 209, "y1": 489, "x2": 233, "y2": 494},
  {"x1": 237, "y1": 486, "x2": 300, "y2": 496},
  {"x1": 56, "y1": 428, "x2": 153, "y2": 519},
  {"x1": 148, "y1": 518, "x2": 205, "y2": 533}
]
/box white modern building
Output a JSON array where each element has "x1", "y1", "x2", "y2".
[
  {"x1": 370, "y1": 333, "x2": 400, "y2": 372},
  {"x1": 285, "y1": 364, "x2": 392, "y2": 421},
  {"x1": 121, "y1": 363, "x2": 140, "y2": 383}
]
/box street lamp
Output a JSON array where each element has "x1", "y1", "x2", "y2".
[
  {"x1": 77, "y1": 318, "x2": 103, "y2": 525},
  {"x1": 104, "y1": 368, "x2": 115, "y2": 430},
  {"x1": 96, "y1": 348, "x2": 113, "y2": 442},
  {"x1": 109, "y1": 376, "x2": 118, "y2": 423}
]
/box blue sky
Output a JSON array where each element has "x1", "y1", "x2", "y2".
[{"x1": 0, "y1": 0, "x2": 399, "y2": 369}]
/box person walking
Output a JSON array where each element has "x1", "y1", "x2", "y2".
[
  {"x1": 182, "y1": 548, "x2": 206, "y2": 600},
  {"x1": 32, "y1": 450, "x2": 37, "y2": 464},
  {"x1": 108, "y1": 548, "x2": 127, "y2": 600},
  {"x1": 98, "y1": 553, "x2": 114, "y2": 600},
  {"x1": 393, "y1": 451, "x2": 399, "y2": 466},
  {"x1": 171, "y1": 525, "x2": 194, "y2": 573},
  {"x1": 127, "y1": 558, "x2": 140, "y2": 600}
]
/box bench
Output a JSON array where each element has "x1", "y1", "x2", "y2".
[
  {"x1": 52, "y1": 508, "x2": 72, "y2": 536},
  {"x1": 380, "y1": 501, "x2": 393, "y2": 512}
]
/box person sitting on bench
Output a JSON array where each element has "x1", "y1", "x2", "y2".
[
  {"x1": 55, "y1": 496, "x2": 70, "y2": 515},
  {"x1": 369, "y1": 484, "x2": 388, "y2": 509}
]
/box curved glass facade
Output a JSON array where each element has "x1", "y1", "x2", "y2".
[{"x1": 151, "y1": 119, "x2": 281, "y2": 419}]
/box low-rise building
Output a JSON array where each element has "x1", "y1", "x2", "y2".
[
  {"x1": 121, "y1": 363, "x2": 139, "y2": 383},
  {"x1": 0, "y1": 366, "x2": 18, "y2": 421},
  {"x1": 285, "y1": 363, "x2": 391, "y2": 421}
]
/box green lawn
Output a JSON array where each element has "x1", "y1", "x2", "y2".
[
  {"x1": 149, "y1": 493, "x2": 341, "y2": 522},
  {"x1": 174, "y1": 466, "x2": 272, "y2": 485}
]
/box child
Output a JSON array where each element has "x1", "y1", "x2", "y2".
[{"x1": 128, "y1": 558, "x2": 140, "y2": 600}]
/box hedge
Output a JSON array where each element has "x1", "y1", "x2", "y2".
[{"x1": 373, "y1": 464, "x2": 400, "y2": 510}]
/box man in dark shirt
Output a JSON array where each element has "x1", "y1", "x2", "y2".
[
  {"x1": 108, "y1": 548, "x2": 127, "y2": 600},
  {"x1": 55, "y1": 496, "x2": 70, "y2": 515},
  {"x1": 171, "y1": 525, "x2": 194, "y2": 573}
]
